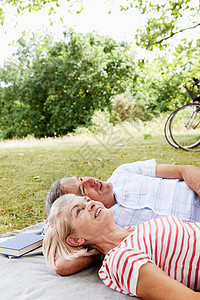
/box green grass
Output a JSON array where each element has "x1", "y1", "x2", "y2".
[{"x1": 0, "y1": 118, "x2": 199, "y2": 233}]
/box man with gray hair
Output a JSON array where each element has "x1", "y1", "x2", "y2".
[{"x1": 46, "y1": 159, "x2": 200, "y2": 275}]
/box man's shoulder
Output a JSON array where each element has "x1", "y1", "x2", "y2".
[{"x1": 109, "y1": 159, "x2": 156, "y2": 179}]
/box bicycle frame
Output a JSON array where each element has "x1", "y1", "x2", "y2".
[
  {"x1": 164, "y1": 77, "x2": 200, "y2": 151},
  {"x1": 193, "y1": 119, "x2": 200, "y2": 130},
  {"x1": 184, "y1": 78, "x2": 200, "y2": 130},
  {"x1": 168, "y1": 103, "x2": 200, "y2": 151},
  {"x1": 184, "y1": 106, "x2": 198, "y2": 129}
]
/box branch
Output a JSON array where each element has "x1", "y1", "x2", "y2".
[{"x1": 149, "y1": 23, "x2": 200, "y2": 48}]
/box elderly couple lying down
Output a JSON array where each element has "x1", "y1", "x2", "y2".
[{"x1": 43, "y1": 159, "x2": 200, "y2": 300}]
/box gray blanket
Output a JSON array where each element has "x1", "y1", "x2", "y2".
[{"x1": 0, "y1": 223, "x2": 140, "y2": 300}]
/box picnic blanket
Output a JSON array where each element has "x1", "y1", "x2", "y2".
[{"x1": 0, "y1": 223, "x2": 140, "y2": 300}]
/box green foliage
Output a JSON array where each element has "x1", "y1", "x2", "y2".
[
  {"x1": 131, "y1": 39, "x2": 200, "y2": 113},
  {"x1": 0, "y1": 0, "x2": 83, "y2": 25},
  {"x1": 2, "y1": 0, "x2": 199, "y2": 51},
  {"x1": 0, "y1": 30, "x2": 135, "y2": 138},
  {"x1": 1, "y1": 4, "x2": 200, "y2": 139},
  {"x1": 89, "y1": 109, "x2": 111, "y2": 133},
  {"x1": 110, "y1": 91, "x2": 153, "y2": 124},
  {"x1": 1, "y1": 29, "x2": 200, "y2": 139},
  {"x1": 125, "y1": 0, "x2": 200, "y2": 49},
  {"x1": 147, "y1": 76, "x2": 187, "y2": 112}
]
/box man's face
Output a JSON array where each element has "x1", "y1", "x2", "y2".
[{"x1": 61, "y1": 176, "x2": 115, "y2": 208}]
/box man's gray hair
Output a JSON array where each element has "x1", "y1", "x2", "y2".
[{"x1": 46, "y1": 178, "x2": 69, "y2": 216}]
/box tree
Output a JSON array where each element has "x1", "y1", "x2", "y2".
[
  {"x1": 0, "y1": 30, "x2": 136, "y2": 138},
  {"x1": 0, "y1": 0, "x2": 83, "y2": 25},
  {"x1": 1, "y1": 0, "x2": 199, "y2": 50},
  {"x1": 132, "y1": 37, "x2": 200, "y2": 114},
  {"x1": 119, "y1": 0, "x2": 200, "y2": 49}
]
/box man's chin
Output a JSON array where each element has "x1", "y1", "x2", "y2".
[{"x1": 106, "y1": 182, "x2": 113, "y2": 191}]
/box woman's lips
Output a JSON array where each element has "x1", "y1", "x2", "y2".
[{"x1": 94, "y1": 207, "x2": 102, "y2": 218}]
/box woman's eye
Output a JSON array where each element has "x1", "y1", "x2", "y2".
[{"x1": 77, "y1": 207, "x2": 83, "y2": 215}]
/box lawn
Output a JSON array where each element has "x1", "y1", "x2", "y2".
[{"x1": 0, "y1": 118, "x2": 199, "y2": 234}]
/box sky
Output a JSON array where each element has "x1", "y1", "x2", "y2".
[
  {"x1": 0, "y1": 0, "x2": 199, "y2": 66},
  {"x1": 0, "y1": 0, "x2": 146, "y2": 66}
]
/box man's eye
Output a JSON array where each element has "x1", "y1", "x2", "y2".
[{"x1": 82, "y1": 186, "x2": 85, "y2": 195}]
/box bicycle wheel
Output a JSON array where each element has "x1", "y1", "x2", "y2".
[
  {"x1": 169, "y1": 103, "x2": 200, "y2": 151},
  {"x1": 164, "y1": 112, "x2": 179, "y2": 149}
]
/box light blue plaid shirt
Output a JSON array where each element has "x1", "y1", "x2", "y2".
[{"x1": 108, "y1": 159, "x2": 200, "y2": 227}]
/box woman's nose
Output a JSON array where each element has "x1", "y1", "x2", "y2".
[{"x1": 87, "y1": 201, "x2": 95, "y2": 211}]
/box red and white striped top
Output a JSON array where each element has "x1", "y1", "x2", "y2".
[{"x1": 99, "y1": 216, "x2": 200, "y2": 296}]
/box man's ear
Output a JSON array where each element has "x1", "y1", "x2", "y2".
[{"x1": 66, "y1": 235, "x2": 86, "y2": 247}]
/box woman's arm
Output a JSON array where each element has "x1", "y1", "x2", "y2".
[
  {"x1": 156, "y1": 164, "x2": 200, "y2": 196},
  {"x1": 55, "y1": 254, "x2": 100, "y2": 276},
  {"x1": 137, "y1": 262, "x2": 200, "y2": 300}
]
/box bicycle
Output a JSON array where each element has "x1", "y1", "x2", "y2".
[{"x1": 164, "y1": 77, "x2": 200, "y2": 151}]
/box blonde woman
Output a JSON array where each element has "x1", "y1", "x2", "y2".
[{"x1": 43, "y1": 194, "x2": 200, "y2": 300}]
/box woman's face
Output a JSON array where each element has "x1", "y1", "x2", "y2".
[{"x1": 67, "y1": 195, "x2": 113, "y2": 243}]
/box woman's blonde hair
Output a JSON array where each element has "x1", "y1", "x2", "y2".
[{"x1": 43, "y1": 194, "x2": 93, "y2": 271}]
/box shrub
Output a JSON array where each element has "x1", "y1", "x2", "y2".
[{"x1": 110, "y1": 91, "x2": 154, "y2": 124}]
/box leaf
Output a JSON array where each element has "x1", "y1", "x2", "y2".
[
  {"x1": 33, "y1": 176, "x2": 41, "y2": 182},
  {"x1": 143, "y1": 134, "x2": 152, "y2": 140}
]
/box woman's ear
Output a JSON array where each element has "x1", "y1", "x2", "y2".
[{"x1": 66, "y1": 235, "x2": 86, "y2": 247}]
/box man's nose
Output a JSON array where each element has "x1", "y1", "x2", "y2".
[{"x1": 82, "y1": 177, "x2": 95, "y2": 186}]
